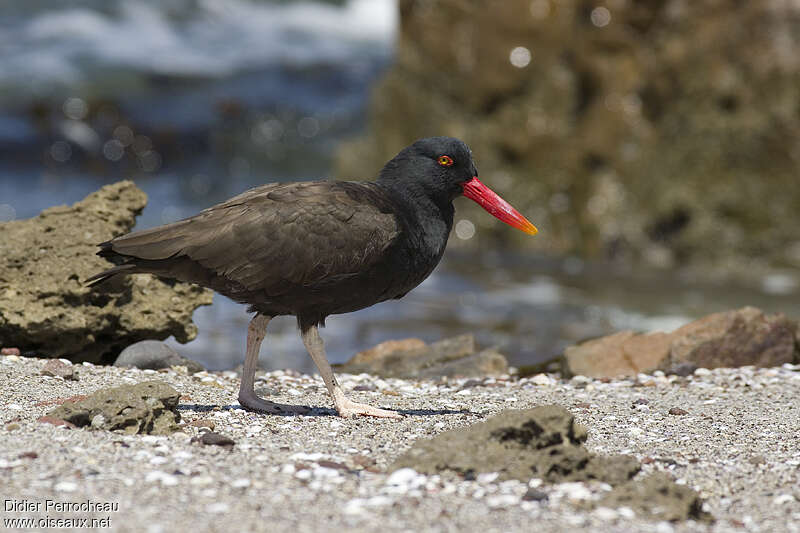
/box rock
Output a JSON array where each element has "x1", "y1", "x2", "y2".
[
  {"x1": 664, "y1": 307, "x2": 798, "y2": 370},
  {"x1": 391, "y1": 405, "x2": 639, "y2": 484},
  {"x1": 597, "y1": 472, "x2": 713, "y2": 523},
  {"x1": 564, "y1": 307, "x2": 799, "y2": 378},
  {"x1": 0, "y1": 181, "x2": 213, "y2": 364},
  {"x1": 192, "y1": 431, "x2": 235, "y2": 448},
  {"x1": 336, "y1": 0, "x2": 800, "y2": 277},
  {"x1": 564, "y1": 331, "x2": 673, "y2": 378},
  {"x1": 336, "y1": 334, "x2": 508, "y2": 378},
  {"x1": 187, "y1": 419, "x2": 216, "y2": 430},
  {"x1": 40, "y1": 359, "x2": 77, "y2": 380},
  {"x1": 36, "y1": 415, "x2": 76, "y2": 429},
  {"x1": 346, "y1": 338, "x2": 426, "y2": 365},
  {"x1": 665, "y1": 362, "x2": 698, "y2": 377},
  {"x1": 44, "y1": 380, "x2": 181, "y2": 435},
  {"x1": 522, "y1": 488, "x2": 548, "y2": 502},
  {"x1": 1, "y1": 347, "x2": 21, "y2": 356},
  {"x1": 115, "y1": 340, "x2": 205, "y2": 373}
]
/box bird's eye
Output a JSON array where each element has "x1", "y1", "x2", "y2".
[{"x1": 438, "y1": 155, "x2": 454, "y2": 167}]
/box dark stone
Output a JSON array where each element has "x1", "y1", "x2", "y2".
[
  {"x1": 45, "y1": 380, "x2": 181, "y2": 435},
  {"x1": 193, "y1": 431, "x2": 235, "y2": 448},
  {"x1": 669, "y1": 407, "x2": 689, "y2": 416},
  {"x1": 114, "y1": 340, "x2": 205, "y2": 373},
  {"x1": 0, "y1": 181, "x2": 212, "y2": 364},
  {"x1": 522, "y1": 488, "x2": 548, "y2": 502},
  {"x1": 391, "y1": 405, "x2": 639, "y2": 484},
  {"x1": 665, "y1": 362, "x2": 698, "y2": 377}
]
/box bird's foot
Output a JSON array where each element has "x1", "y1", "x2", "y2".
[
  {"x1": 335, "y1": 398, "x2": 402, "y2": 419},
  {"x1": 238, "y1": 393, "x2": 310, "y2": 415}
]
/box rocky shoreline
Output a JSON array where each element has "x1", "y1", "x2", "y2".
[{"x1": 2, "y1": 354, "x2": 798, "y2": 532}]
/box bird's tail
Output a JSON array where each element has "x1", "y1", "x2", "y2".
[
  {"x1": 85, "y1": 240, "x2": 138, "y2": 287},
  {"x1": 84, "y1": 264, "x2": 138, "y2": 287}
]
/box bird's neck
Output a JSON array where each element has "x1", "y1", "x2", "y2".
[{"x1": 376, "y1": 180, "x2": 454, "y2": 230}]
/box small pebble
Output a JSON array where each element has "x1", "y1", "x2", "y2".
[
  {"x1": 206, "y1": 502, "x2": 230, "y2": 514},
  {"x1": 530, "y1": 374, "x2": 555, "y2": 386},
  {"x1": 669, "y1": 407, "x2": 689, "y2": 416},
  {"x1": 54, "y1": 481, "x2": 78, "y2": 492},
  {"x1": 187, "y1": 419, "x2": 216, "y2": 430},
  {"x1": 522, "y1": 488, "x2": 548, "y2": 502},
  {"x1": 486, "y1": 494, "x2": 518, "y2": 508},
  {"x1": 192, "y1": 431, "x2": 235, "y2": 448},
  {"x1": 593, "y1": 507, "x2": 619, "y2": 521}
]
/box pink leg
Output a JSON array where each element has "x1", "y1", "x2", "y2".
[
  {"x1": 301, "y1": 326, "x2": 401, "y2": 419},
  {"x1": 237, "y1": 314, "x2": 308, "y2": 415}
]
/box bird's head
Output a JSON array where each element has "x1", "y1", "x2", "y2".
[{"x1": 378, "y1": 136, "x2": 538, "y2": 235}]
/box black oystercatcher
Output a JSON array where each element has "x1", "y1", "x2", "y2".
[{"x1": 88, "y1": 137, "x2": 537, "y2": 418}]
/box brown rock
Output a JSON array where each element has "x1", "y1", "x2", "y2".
[
  {"x1": 564, "y1": 331, "x2": 672, "y2": 378},
  {"x1": 337, "y1": 334, "x2": 508, "y2": 379},
  {"x1": 187, "y1": 419, "x2": 216, "y2": 431},
  {"x1": 347, "y1": 338, "x2": 426, "y2": 365},
  {"x1": 193, "y1": 431, "x2": 235, "y2": 448},
  {"x1": 669, "y1": 408, "x2": 689, "y2": 416},
  {"x1": 37, "y1": 416, "x2": 76, "y2": 429},
  {"x1": 0, "y1": 181, "x2": 212, "y2": 363},
  {"x1": 40, "y1": 359, "x2": 77, "y2": 380},
  {"x1": 665, "y1": 307, "x2": 797, "y2": 369},
  {"x1": 1, "y1": 347, "x2": 21, "y2": 356},
  {"x1": 565, "y1": 307, "x2": 798, "y2": 378}
]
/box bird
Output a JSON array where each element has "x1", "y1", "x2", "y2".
[{"x1": 87, "y1": 137, "x2": 537, "y2": 418}]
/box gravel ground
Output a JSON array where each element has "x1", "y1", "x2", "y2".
[{"x1": 1, "y1": 354, "x2": 799, "y2": 533}]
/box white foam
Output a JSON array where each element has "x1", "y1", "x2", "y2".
[{"x1": 1, "y1": 0, "x2": 397, "y2": 88}]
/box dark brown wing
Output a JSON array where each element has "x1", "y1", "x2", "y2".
[{"x1": 93, "y1": 181, "x2": 400, "y2": 293}]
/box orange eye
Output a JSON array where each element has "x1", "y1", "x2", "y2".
[{"x1": 438, "y1": 155, "x2": 454, "y2": 167}]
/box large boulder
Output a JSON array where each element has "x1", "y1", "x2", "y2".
[
  {"x1": 337, "y1": 0, "x2": 800, "y2": 277},
  {"x1": 564, "y1": 306, "x2": 799, "y2": 378},
  {"x1": 0, "y1": 181, "x2": 212, "y2": 363}
]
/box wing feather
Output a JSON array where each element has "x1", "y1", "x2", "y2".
[{"x1": 105, "y1": 181, "x2": 400, "y2": 292}]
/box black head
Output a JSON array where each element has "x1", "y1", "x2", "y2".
[{"x1": 377, "y1": 136, "x2": 478, "y2": 204}]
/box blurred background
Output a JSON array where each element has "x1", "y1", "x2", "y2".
[{"x1": 1, "y1": 0, "x2": 798, "y2": 371}]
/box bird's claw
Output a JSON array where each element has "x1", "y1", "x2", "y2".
[
  {"x1": 238, "y1": 393, "x2": 310, "y2": 415},
  {"x1": 336, "y1": 399, "x2": 402, "y2": 419}
]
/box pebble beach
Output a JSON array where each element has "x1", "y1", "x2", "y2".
[{"x1": 2, "y1": 355, "x2": 799, "y2": 533}]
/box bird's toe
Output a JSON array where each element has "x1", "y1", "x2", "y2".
[{"x1": 336, "y1": 400, "x2": 402, "y2": 419}]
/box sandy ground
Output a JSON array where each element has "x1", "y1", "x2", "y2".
[{"x1": 1, "y1": 354, "x2": 799, "y2": 533}]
